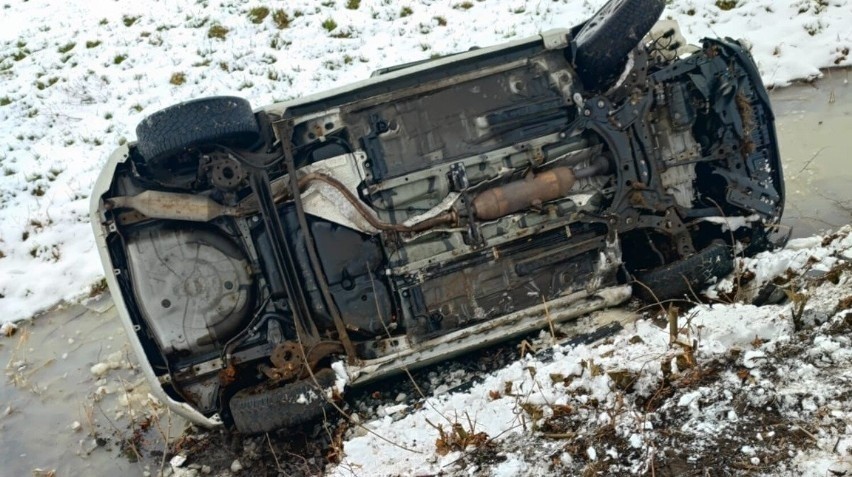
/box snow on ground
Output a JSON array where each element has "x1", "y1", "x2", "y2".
[
  {"x1": 330, "y1": 227, "x2": 852, "y2": 476},
  {"x1": 0, "y1": 0, "x2": 850, "y2": 323}
]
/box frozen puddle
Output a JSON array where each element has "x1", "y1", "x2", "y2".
[
  {"x1": 0, "y1": 296, "x2": 185, "y2": 477},
  {"x1": 774, "y1": 68, "x2": 852, "y2": 238}
]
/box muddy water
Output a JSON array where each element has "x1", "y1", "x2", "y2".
[
  {"x1": 0, "y1": 296, "x2": 185, "y2": 477},
  {"x1": 773, "y1": 68, "x2": 852, "y2": 238},
  {"x1": 0, "y1": 71, "x2": 849, "y2": 477}
]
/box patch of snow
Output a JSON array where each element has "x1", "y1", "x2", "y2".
[
  {"x1": 89, "y1": 362, "x2": 109, "y2": 378},
  {"x1": 586, "y1": 446, "x2": 597, "y2": 461},
  {"x1": 0, "y1": 322, "x2": 17, "y2": 337},
  {"x1": 170, "y1": 454, "x2": 187, "y2": 468},
  {"x1": 491, "y1": 456, "x2": 528, "y2": 477},
  {"x1": 331, "y1": 360, "x2": 349, "y2": 396}
]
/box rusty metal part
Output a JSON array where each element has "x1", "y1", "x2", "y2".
[
  {"x1": 105, "y1": 190, "x2": 238, "y2": 222},
  {"x1": 262, "y1": 342, "x2": 303, "y2": 381},
  {"x1": 107, "y1": 170, "x2": 455, "y2": 233},
  {"x1": 277, "y1": 118, "x2": 360, "y2": 365},
  {"x1": 260, "y1": 340, "x2": 344, "y2": 382},
  {"x1": 270, "y1": 172, "x2": 457, "y2": 233},
  {"x1": 208, "y1": 156, "x2": 247, "y2": 191},
  {"x1": 471, "y1": 167, "x2": 576, "y2": 220},
  {"x1": 305, "y1": 341, "x2": 345, "y2": 370},
  {"x1": 219, "y1": 363, "x2": 238, "y2": 386}
]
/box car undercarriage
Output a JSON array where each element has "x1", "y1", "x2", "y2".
[{"x1": 91, "y1": 0, "x2": 784, "y2": 434}]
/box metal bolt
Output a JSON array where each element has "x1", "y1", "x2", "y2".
[
  {"x1": 597, "y1": 100, "x2": 605, "y2": 108},
  {"x1": 584, "y1": 109, "x2": 591, "y2": 116}
]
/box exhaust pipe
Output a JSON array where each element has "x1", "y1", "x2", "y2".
[{"x1": 472, "y1": 167, "x2": 576, "y2": 221}]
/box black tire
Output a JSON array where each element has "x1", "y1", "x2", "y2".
[
  {"x1": 574, "y1": 0, "x2": 665, "y2": 91},
  {"x1": 229, "y1": 369, "x2": 337, "y2": 434},
  {"x1": 135, "y1": 96, "x2": 259, "y2": 165},
  {"x1": 633, "y1": 240, "x2": 734, "y2": 302}
]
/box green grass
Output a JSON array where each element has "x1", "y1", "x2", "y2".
[
  {"x1": 169, "y1": 72, "x2": 186, "y2": 85},
  {"x1": 272, "y1": 9, "x2": 290, "y2": 29},
  {"x1": 248, "y1": 6, "x2": 270, "y2": 24},
  {"x1": 454, "y1": 1, "x2": 474, "y2": 10},
  {"x1": 435, "y1": 16, "x2": 447, "y2": 26},
  {"x1": 85, "y1": 40, "x2": 101, "y2": 49},
  {"x1": 207, "y1": 24, "x2": 229, "y2": 39},
  {"x1": 0, "y1": 97, "x2": 11, "y2": 106},
  {"x1": 715, "y1": 0, "x2": 737, "y2": 10},
  {"x1": 400, "y1": 6, "x2": 413, "y2": 17},
  {"x1": 57, "y1": 42, "x2": 76, "y2": 54},
  {"x1": 113, "y1": 54, "x2": 127, "y2": 65},
  {"x1": 346, "y1": 0, "x2": 360, "y2": 9},
  {"x1": 35, "y1": 77, "x2": 59, "y2": 90},
  {"x1": 322, "y1": 18, "x2": 337, "y2": 31},
  {"x1": 122, "y1": 15, "x2": 140, "y2": 27}
]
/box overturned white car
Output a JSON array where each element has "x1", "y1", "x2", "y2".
[{"x1": 91, "y1": 0, "x2": 784, "y2": 433}]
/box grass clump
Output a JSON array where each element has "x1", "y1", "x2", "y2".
[
  {"x1": 57, "y1": 42, "x2": 76, "y2": 54},
  {"x1": 272, "y1": 9, "x2": 290, "y2": 29},
  {"x1": 715, "y1": 0, "x2": 737, "y2": 10},
  {"x1": 85, "y1": 40, "x2": 101, "y2": 49},
  {"x1": 113, "y1": 54, "x2": 127, "y2": 65},
  {"x1": 435, "y1": 16, "x2": 447, "y2": 26},
  {"x1": 88, "y1": 278, "x2": 108, "y2": 298},
  {"x1": 345, "y1": 0, "x2": 360, "y2": 9},
  {"x1": 169, "y1": 72, "x2": 186, "y2": 85},
  {"x1": 207, "y1": 24, "x2": 229, "y2": 39},
  {"x1": 35, "y1": 77, "x2": 59, "y2": 90},
  {"x1": 400, "y1": 6, "x2": 413, "y2": 17},
  {"x1": 122, "y1": 15, "x2": 140, "y2": 27},
  {"x1": 322, "y1": 18, "x2": 337, "y2": 32},
  {"x1": 248, "y1": 6, "x2": 270, "y2": 24},
  {"x1": 0, "y1": 97, "x2": 11, "y2": 106},
  {"x1": 454, "y1": 1, "x2": 474, "y2": 10}
]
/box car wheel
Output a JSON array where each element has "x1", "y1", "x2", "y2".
[
  {"x1": 135, "y1": 96, "x2": 260, "y2": 166},
  {"x1": 229, "y1": 369, "x2": 338, "y2": 434},
  {"x1": 633, "y1": 240, "x2": 734, "y2": 303},
  {"x1": 573, "y1": 0, "x2": 666, "y2": 91}
]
